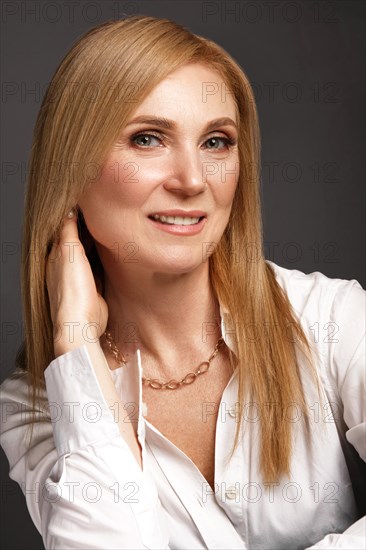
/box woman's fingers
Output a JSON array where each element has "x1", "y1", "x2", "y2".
[
  {"x1": 58, "y1": 207, "x2": 80, "y2": 245},
  {"x1": 45, "y1": 206, "x2": 108, "y2": 355},
  {"x1": 48, "y1": 208, "x2": 79, "y2": 258}
]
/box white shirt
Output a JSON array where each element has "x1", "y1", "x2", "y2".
[{"x1": 0, "y1": 261, "x2": 365, "y2": 550}]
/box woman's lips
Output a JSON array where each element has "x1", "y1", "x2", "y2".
[{"x1": 147, "y1": 215, "x2": 207, "y2": 235}]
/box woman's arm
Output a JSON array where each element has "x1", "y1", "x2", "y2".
[
  {"x1": 61, "y1": 339, "x2": 143, "y2": 466},
  {"x1": 305, "y1": 279, "x2": 365, "y2": 549},
  {"x1": 0, "y1": 343, "x2": 170, "y2": 549},
  {"x1": 0, "y1": 207, "x2": 166, "y2": 548}
]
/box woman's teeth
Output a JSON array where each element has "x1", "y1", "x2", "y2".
[{"x1": 151, "y1": 214, "x2": 201, "y2": 225}]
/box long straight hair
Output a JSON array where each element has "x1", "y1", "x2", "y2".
[{"x1": 17, "y1": 15, "x2": 315, "y2": 481}]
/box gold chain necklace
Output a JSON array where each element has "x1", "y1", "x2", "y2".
[{"x1": 103, "y1": 330, "x2": 224, "y2": 390}]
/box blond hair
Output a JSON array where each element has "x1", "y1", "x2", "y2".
[{"x1": 17, "y1": 15, "x2": 314, "y2": 481}]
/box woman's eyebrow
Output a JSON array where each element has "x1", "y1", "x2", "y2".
[{"x1": 125, "y1": 116, "x2": 238, "y2": 132}]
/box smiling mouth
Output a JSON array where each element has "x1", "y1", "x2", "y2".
[{"x1": 148, "y1": 214, "x2": 205, "y2": 225}]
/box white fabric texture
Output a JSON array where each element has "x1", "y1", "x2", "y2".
[{"x1": 0, "y1": 261, "x2": 365, "y2": 549}]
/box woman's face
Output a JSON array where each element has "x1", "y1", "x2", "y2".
[{"x1": 78, "y1": 63, "x2": 240, "y2": 275}]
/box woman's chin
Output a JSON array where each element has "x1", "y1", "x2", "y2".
[{"x1": 145, "y1": 250, "x2": 207, "y2": 275}]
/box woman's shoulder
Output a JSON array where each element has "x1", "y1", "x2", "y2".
[
  {"x1": 0, "y1": 367, "x2": 48, "y2": 413},
  {"x1": 1, "y1": 367, "x2": 29, "y2": 399},
  {"x1": 266, "y1": 260, "x2": 364, "y2": 322},
  {"x1": 266, "y1": 262, "x2": 365, "y2": 403}
]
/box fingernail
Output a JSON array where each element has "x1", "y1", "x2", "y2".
[{"x1": 67, "y1": 208, "x2": 75, "y2": 219}]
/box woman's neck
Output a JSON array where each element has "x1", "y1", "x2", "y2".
[{"x1": 101, "y1": 261, "x2": 222, "y2": 377}]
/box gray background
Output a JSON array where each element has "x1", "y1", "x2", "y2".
[{"x1": 1, "y1": 1, "x2": 365, "y2": 548}]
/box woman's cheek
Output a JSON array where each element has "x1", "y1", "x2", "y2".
[
  {"x1": 211, "y1": 177, "x2": 238, "y2": 209},
  {"x1": 209, "y1": 156, "x2": 239, "y2": 193},
  {"x1": 100, "y1": 156, "x2": 154, "y2": 205},
  {"x1": 97, "y1": 157, "x2": 137, "y2": 196},
  {"x1": 85, "y1": 210, "x2": 134, "y2": 250}
]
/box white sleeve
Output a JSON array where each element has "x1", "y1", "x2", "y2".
[
  {"x1": 306, "y1": 280, "x2": 366, "y2": 550},
  {"x1": 305, "y1": 517, "x2": 365, "y2": 549},
  {"x1": 0, "y1": 345, "x2": 170, "y2": 549}
]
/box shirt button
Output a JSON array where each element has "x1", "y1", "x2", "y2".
[
  {"x1": 227, "y1": 406, "x2": 238, "y2": 418},
  {"x1": 225, "y1": 485, "x2": 239, "y2": 500}
]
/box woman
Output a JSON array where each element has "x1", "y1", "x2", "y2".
[{"x1": 0, "y1": 15, "x2": 364, "y2": 550}]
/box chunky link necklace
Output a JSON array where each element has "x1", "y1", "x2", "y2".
[{"x1": 104, "y1": 330, "x2": 224, "y2": 390}]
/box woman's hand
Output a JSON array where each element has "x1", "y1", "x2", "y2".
[{"x1": 46, "y1": 209, "x2": 108, "y2": 357}]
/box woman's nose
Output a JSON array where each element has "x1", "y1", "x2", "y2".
[{"x1": 163, "y1": 146, "x2": 207, "y2": 196}]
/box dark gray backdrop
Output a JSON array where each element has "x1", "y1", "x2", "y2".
[{"x1": 1, "y1": 1, "x2": 365, "y2": 548}]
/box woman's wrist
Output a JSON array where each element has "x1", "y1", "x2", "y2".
[{"x1": 53, "y1": 321, "x2": 102, "y2": 358}]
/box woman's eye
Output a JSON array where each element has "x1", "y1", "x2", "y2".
[
  {"x1": 130, "y1": 133, "x2": 235, "y2": 150},
  {"x1": 204, "y1": 136, "x2": 233, "y2": 150},
  {"x1": 132, "y1": 133, "x2": 162, "y2": 147}
]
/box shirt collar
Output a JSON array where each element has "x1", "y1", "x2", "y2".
[{"x1": 219, "y1": 300, "x2": 237, "y2": 357}]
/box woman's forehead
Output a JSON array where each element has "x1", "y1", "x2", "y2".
[{"x1": 127, "y1": 63, "x2": 238, "y2": 126}]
